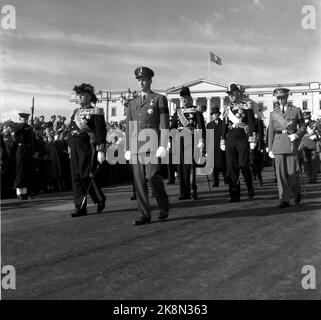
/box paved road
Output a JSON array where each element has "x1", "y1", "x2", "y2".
[{"x1": 1, "y1": 167, "x2": 321, "y2": 300}]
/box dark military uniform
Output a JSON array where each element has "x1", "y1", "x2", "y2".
[
  {"x1": 126, "y1": 89, "x2": 170, "y2": 221},
  {"x1": 221, "y1": 101, "x2": 256, "y2": 201},
  {"x1": 13, "y1": 120, "x2": 37, "y2": 198},
  {"x1": 207, "y1": 115, "x2": 228, "y2": 187},
  {"x1": 251, "y1": 117, "x2": 265, "y2": 185},
  {"x1": 69, "y1": 105, "x2": 107, "y2": 212},
  {"x1": 170, "y1": 106, "x2": 206, "y2": 198},
  {"x1": 300, "y1": 116, "x2": 320, "y2": 183}
]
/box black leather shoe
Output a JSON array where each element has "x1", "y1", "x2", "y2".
[
  {"x1": 130, "y1": 195, "x2": 137, "y2": 200},
  {"x1": 97, "y1": 201, "x2": 105, "y2": 214},
  {"x1": 230, "y1": 197, "x2": 240, "y2": 202},
  {"x1": 212, "y1": 183, "x2": 219, "y2": 187},
  {"x1": 167, "y1": 181, "x2": 175, "y2": 185},
  {"x1": 294, "y1": 193, "x2": 301, "y2": 205},
  {"x1": 192, "y1": 193, "x2": 199, "y2": 200},
  {"x1": 133, "y1": 216, "x2": 151, "y2": 226},
  {"x1": 178, "y1": 195, "x2": 191, "y2": 200},
  {"x1": 71, "y1": 208, "x2": 87, "y2": 217},
  {"x1": 158, "y1": 208, "x2": 169, "y2": 220},
  {"x1": 277, "y1": 201, "x2": 290, "y2": 208},
  {"x1": 248, "y1": 190, "x2": 255, "y2": 200}
]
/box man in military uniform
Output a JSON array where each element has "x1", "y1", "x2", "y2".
[
  {"x1": 220, "y1": 83, "x2": 256, "y2": 202},
  {"x1": 300, "y1": 111, "x2": 320, "y2": 184},
  {"x1": 170, "y1": 87, "x2": 206, "y2": 200},
  {"x1": 13, "y1": 113, "x2": 38, "y2": 200},
  {"x1": 69, "y1": 83, "x2": 107, "y2": 217},
  {"x1": 125, "y1": 66, "x2": 170, "y2": 225},
  {"x1": 246, "y1": 101, "x2": 265, "y2": 186},
  {"x1": 268, "y1": 88, "x2": 305, "y2": 208},
  {"x1": 206, "y1": 106, "x2": 228, "y2": 187}
]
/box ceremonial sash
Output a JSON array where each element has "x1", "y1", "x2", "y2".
[
  {"x1": 227, "y1": 107, "x2": 241, "y2": 125},
  {"x1": 177, "y1": 107, "x2": 190, "y2": 127}
]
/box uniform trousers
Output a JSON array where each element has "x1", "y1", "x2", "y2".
[
  {"x1": 274, "y1": 153, "x2": 301, "y2": 203},
  {"x1": 132, "y1": 154, "x2": 169, "y2": 218},
  {"x1": 225, "y1": 128, "x2": 253, "y2": 199},
  {"x1": 302, "y1": 149, "x2": 318, "y2": 182}
]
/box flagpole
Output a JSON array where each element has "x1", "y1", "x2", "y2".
[{"x1": 208, "y1": 52, "x2": 211, "y2": 80}]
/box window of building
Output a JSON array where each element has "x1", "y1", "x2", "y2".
[
  {"x1": 258, "y1": 94, "x2": 264, "y2": 97},
  {"x1": 319, "y1": 100, "x2": 321, "y2": 110},
  {"x1": 302, "y1": 92, "x2": 307, "y2": 95},
  {"x1": 111, "y1": 108, "x2": 116, "y2": 117},
  {"x1": 302, "y1": 101, "x2": 308, "y2": 110},
  {"x1": 123, "y1": 107, "x2": 127, "y2": 117}
]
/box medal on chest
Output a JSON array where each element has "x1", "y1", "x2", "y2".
[{"x1": 74, "y1": 108, "x2": 93, "y2": 130}]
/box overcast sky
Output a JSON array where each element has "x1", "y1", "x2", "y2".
[{"x1": 1, "y1": 0, "x2": 320, "y2": 121}]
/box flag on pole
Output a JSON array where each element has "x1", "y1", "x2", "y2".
[{"x1": 209, "y1": 52, "x2": 222, "y2": 65}]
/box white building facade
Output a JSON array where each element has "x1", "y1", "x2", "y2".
[{"x1": 70, "y1": 79, "x2": 321, "y2": 126}]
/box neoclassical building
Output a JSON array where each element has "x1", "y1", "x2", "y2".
[{"x1": 70, "y1": 78, "x2": 321, "y2": 126}]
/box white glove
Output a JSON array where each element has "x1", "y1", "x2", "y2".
[
  {"x1": 97, "y1": 151, "x2": 106, "y2": 164},
  {"x1": 307, "y1": 126, "x2": 313, "y2": 135},
  {"x1": 265, "y1": 147, "x2": 269, "y2": 153},
  {"x1": 288, "y1": 134, "x2": 298, "y2": 142},
  {"x1": 197, "y1": 141, "x2": 204, "y2": 149},
  {"x1": 309, "y1": 134, "x2": 317, "y2": 141},
  {"x1": 124, "y1": 150, "x2": 131, "y2": 161},
  {"x1": 250, "y1": 142, "x2": 256, "y2": 150},
  {"x1": 220, "y1": 144, "x2": 225, "y2": 151},
  {"x1": 167, "y1": 141, "x2": 171, "y2": 151},
  {"x1": 156, "y1": 146, "x2": 167, "y2": 158},
  {"x1": 268, "y1": 151, "x2": 275, "y2": 159}
]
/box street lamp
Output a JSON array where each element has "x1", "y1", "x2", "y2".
[{"x1": 120, "y1": 88, "x2": 138, "y2": 107}]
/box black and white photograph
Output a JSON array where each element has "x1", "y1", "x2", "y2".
[{"x1": 0, "y1": 0, "x2": 321, "y2": 305}]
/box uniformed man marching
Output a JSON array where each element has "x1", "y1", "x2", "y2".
[
  {"x1": 13, "y1": 113, "x2": 38, "y2": 200},
  {"x1": 170, "y1": 87, "x2": 206, "y2": 200},
  {"x1": 246, "y1": 101, "x2": 265, "y2": 186},
  {"x1": 268, "y1": 87, "x2": 306, "y2": 208},
  {"x1": 206, "y1": 106, "x2": 228, "y2": 187},
  {"x1": 220, "y1": 83, "x2": 256, "y2": 202},
  {"x1": 69, "y1": 83, "x2": 107, "y2": 217},
  {"x1": 125, "y1": 66, "x2": 170, "y2": 225},
  {"x1": 300, "y1": 111, "x2": 319, "y2": 184}
]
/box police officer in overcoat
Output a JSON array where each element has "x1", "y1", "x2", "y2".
[
  {"x1": 125, "y1": 67, "x2": 170, "y2": 225},
  {"x1": 220, "y1": 83, "x2": 256, "y2": 202},
  {"x1": 69, "y1": 83, "x2": 107, "y2": 217},
  {"x1": 13, "y1": 113, "x2": 38, "y2": 200},
  {"x1": 268, "y1": 88, "x2": 306, "y2": 208},
  {"x1": 170, "y1": 87, "x2": 206, "y2": 200}
]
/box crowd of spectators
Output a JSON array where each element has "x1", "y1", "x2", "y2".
[{"x1": 0, "y1": 115, "x2": 128, "y2": 198}]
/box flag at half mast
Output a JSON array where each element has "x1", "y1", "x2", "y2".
[{"x1": 210, "y1": 52, "x2": 222, "y2": 65}]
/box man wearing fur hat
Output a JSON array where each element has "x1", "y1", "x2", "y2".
[
  {"x1": 268, "y1": 88, "x2": 305, "y2": 208},
  {"x1": 220, "y1": 83, "x2": 256, "y2": 202},
  {"x1": 69, "y1": 83, "x2": 107, "y2": 217}
]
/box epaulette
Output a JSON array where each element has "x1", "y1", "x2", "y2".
[{"x1": 94, "y1": 107, "x2": 105, "y2": 116}]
